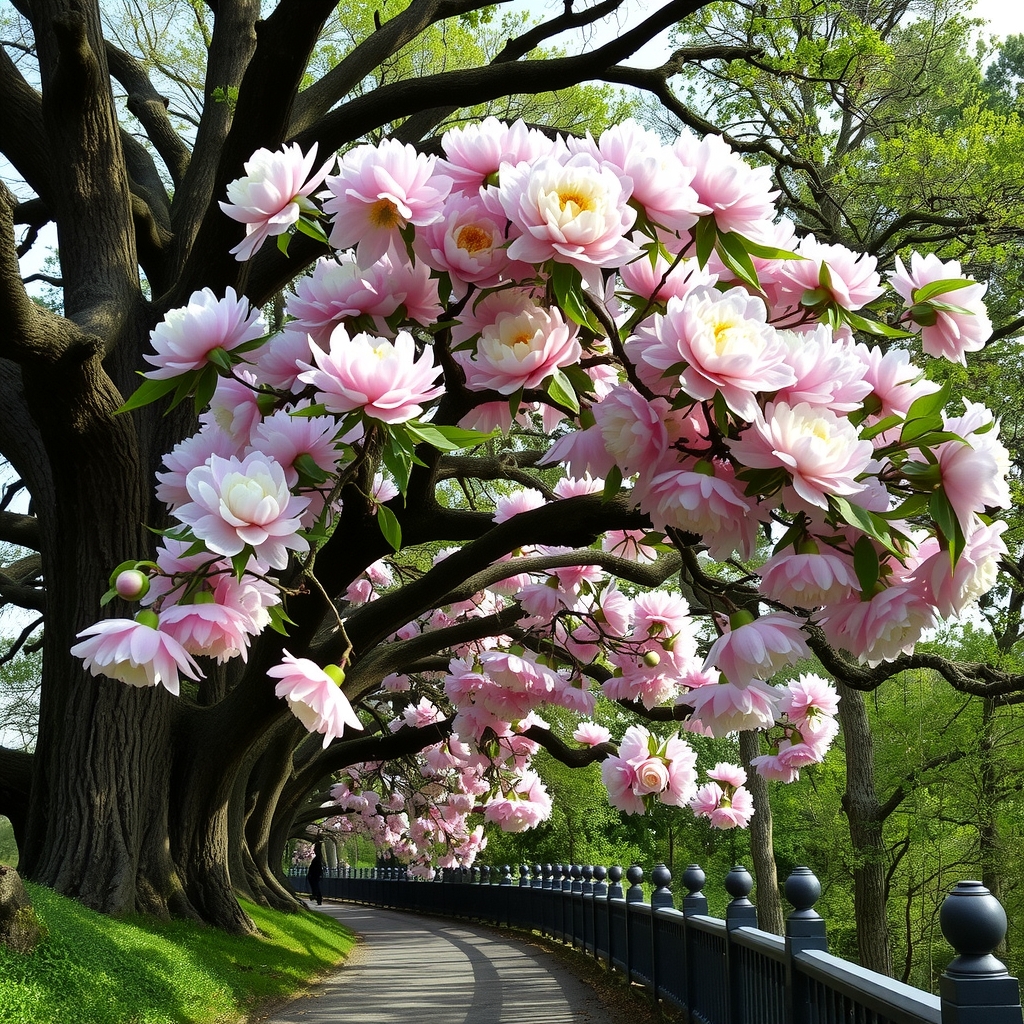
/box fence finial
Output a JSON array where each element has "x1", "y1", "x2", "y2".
[
  {"x1": 651, "y1": 863, "x2": 673, "y2": 910},
  {"x1": 725, "y1": 865, "x2": 757, "y2": 931},
  {"x1": 626, "y1": 864, "x2": 645, "y2": 903},
  {"x1": 784, "y1": 867, "x2": 827, "y2": 952},
  {"x1": 939, "y1": 880, "x2": 1022, "y2": 1023},
  {"x1": 682, "y1": 863, "x2": 708, "y2": 916}
]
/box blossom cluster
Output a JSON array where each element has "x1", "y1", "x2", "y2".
[{"x1": 71, "y1": 116, "x2": 1007, "y2": 867}]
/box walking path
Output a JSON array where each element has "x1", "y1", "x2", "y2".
[{"x1": 258, "y1": 901, "x2": 625, "y2": 1024}]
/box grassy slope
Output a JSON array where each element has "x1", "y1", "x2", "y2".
[{"x1": 0, "y1": 882, "x2": 354, "y2": 1024}]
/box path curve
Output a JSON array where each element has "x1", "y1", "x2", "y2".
[{"x1": 258, "y1": 902, "x2": 624, "y2": 1024}]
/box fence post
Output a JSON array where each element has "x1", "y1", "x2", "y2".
[
  {"x1": 650, "y1": 863, "x2": 673, "y2": 1008},
  {"x1": 681, "y1": 864, "x2": 708, "y2": 1013},
  {"x1": 607, "y1": 865, "x2": 623, "y2": 971},
  {"x1": 626, "y1": 864, "x2": 644, "y2": 985},
  {"x1": 939, "y1": 880, "x2": 1023, "y2": 1024},
  {"x1": 725, "y1": 865, "x2": 757, "y2": 1024},
  {"x1": 784, "y1": 867, "x2": 829, "y2": 1024}
]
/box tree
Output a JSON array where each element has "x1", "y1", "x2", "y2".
[{"x1": 0, "y1": 0, "x2": 1008, "y2": 940}]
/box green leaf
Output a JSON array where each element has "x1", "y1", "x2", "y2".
[
  {"x1": 295, "y1": 215, "x2": 330, "y2": 246},
  {"x1": 377, "y1": 504, "x2": 402, "y2": 552},
  {"x1": 715, "y1": 231, "x2": 761, "y2": 292},
  {"x1": 563, "y1": 363, "x2": 598, "y2": 399},
  {"x1": 381, "y1": 430, "x2": 414, "y2": 495},
  {"x1": 929, "y1": 488, "x2": 962, "y2": 552},
  {"x1": 843, "y1": 309, "x2": 914, "y2": 339},
  {"x1": 405, "y1": 422, "x2": 498, "y2": 451},
  {"x1": 602, "y1": 464, "x2": 623, "y2": 503},
  {"x1": 277, "y1": 232, "x2": 291, "y2": 256},
  {"x1": 115, "y1": 375, "x2": 180, "y2": 414},
  {"x1": 830, "y1": 495, "x2": 902, "y2": 558},
  {"x1": 771, "y1": 516, "x2": 807, "y2": 555},
  {"x1": 507, "y1": 387, "x2": 524, "y2": 423},
  {"x1": 859, "y1": 414, "x2": 904, "y2": 440},
  {"x1": 880, "y1": 493, "x2": 931, "y2": 521},
  {"x1": 293, "y1": 452, "x2": 332, "y2": 486},
  {"x1": 267, "y1": 603, "x2": 294, "y2": 636},
  {"x1": 911, "y1": 277, "x2": 976, "y2": 304},
  {"x1": 695, "y1": 216, "x2": 717, "y2": 267},
  {"x1": 206, "y1": 347, "x2": 235, "y2": 374},
  {"x1": 904, "y1": 379, "x2": 950, "y2": 423},
  {"x1": 551, "y1": 261, "x2": 598, "y2": 331},
  {"x1": 230, "y1": 549, "x2": 251, "y2": 580},
  {"x1": 193, "y1": 363, "x2": 220, "y2": 413},
  {"x1": 546, "y1": 367, "x2": 580, "y2": 414},
  {"x1": 290, "y1": 402, "x2": 329, "y2": 418},
  {"x1": 853, "y1": 535, "x2": 880, "y2": 593},
  {"x1": 738, "y1": 236, "x2": 801, "y2": 261}
]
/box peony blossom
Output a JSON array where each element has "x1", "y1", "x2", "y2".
[
  {"x1": 573, "y1": 721, "x2": 612, "y2": 746},
  {"x1": 269, "y1": 651, "x2": 363, "y2": 747},
  {"x1": 72, "y1": 614, "x2": 202, "y2": 696},
  {"x1": 173, "y1": 452, "x2": 311, "y2": 570},
  {"x1": 629, "y1": 286, "x2": 795, "y2": 420},
  {"x1": 300, "y1": 327, "x2": 443, "y2": 424},
  {"x1": 686, "y1": 678, "x2": 780, "y2": 736},
  {"x1": 323, "y1": 139, "x2": 451, "y2": 267},
  {"x1": 704, "y1": 611, "x2": 810, "y2": 687},
  {"x1": 728, "y1": 401, "x2": 873, "y2": 509},
  {"x1": 144, "y1": 287, "x2": 266, "y2": 379},
  {"x1": 889, "y1": 253, "x2": 991, "y2": 364},
  {"x1": 157, "y1": 599, "x2": 252, "y2": 664},
  {"x1": 460, "y1": 305, "x2": 581, "y2": 395},
  {"x1": 498, "y1": 153, "x2": 638, "y2": 291},
  {"x1": 220, "y1": 142, "x2": 335, "y2": 261}
]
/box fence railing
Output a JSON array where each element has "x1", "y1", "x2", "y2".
[{"x1": 289, "y1": 861, "x2": 1023, "y2": 1024}]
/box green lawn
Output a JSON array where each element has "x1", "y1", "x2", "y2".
[{"x1": 0, "y1": 882, "x2": 355, "y2": 1024}]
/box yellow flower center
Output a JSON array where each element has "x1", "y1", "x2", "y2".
[
  {"x1": 456, "y1": 224, "x2": 492, "y2": 254},
  {"x1": 370, "y1": 198, "x2": 401, "y2": 228},
  {"x1": 557, "y1": 189, "x2": 593, "y2": 215}
]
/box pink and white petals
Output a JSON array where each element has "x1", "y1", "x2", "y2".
[
  {"x1": 270, "y1": 651, "x2": 363, "y2": 748},
  {"x1": 173, "y1": 452, "x2": 311, "y2": 570},
  {"x1": 71, "y1": 614, "x2": 202, "y2": 697}
]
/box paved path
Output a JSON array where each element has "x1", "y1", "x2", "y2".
[{"x1": 259, "y1": 901, "x2": 622, "y2": 1024}]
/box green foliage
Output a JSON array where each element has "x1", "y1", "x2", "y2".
[
  {"x1": 0, "y1": 817, "x2": 17, "y2": 867},
  {"x1": 0, "y1": 883, "x2": 354, "y2": 1024}
]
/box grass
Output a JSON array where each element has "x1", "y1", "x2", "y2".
[{"x1": 0, "y1": 882, "x2": 355, "y2": 1024}]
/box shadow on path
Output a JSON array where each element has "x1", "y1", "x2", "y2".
[{"x1": 258, "y1": 902, "x2": 622, "y2": 1024}]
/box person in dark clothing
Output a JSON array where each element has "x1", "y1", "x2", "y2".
[{"x1": 307, "y1": 845, "x2": 324, "y2": 906}]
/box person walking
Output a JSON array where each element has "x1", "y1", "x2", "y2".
[{"x1": 306, "y1": 845, "x2": 324, "y2": 906}]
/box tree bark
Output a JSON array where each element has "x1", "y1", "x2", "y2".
[
  {"x1": 740, "y1": 729, "x2": 784, "y2": 935},
  {"x1": 837, "y1": 682, "x2": 894, "y2": 977}
]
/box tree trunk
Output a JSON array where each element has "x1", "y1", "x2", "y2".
[
  {"x1": 740, "y1": 729, "x2": 783, "y2": 934},
  {"x1": 837, "y1": 682, "x2": 894, "y2": 977}
]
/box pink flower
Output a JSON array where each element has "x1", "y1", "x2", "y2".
[
  {"x1": 935, "y1": 408, "x2": 1012, "y2": 532},
  {"x1": 750, "y1": 752, "x2": 800, "y2": 782},
  {"x1": 776, "y1": 238, "x2": 885, "y2": 312},
  {"x1": 269, "y1": 651, "x2": 363, "y2": 747},
  {"x1": 592, "y1": 387, "x2": 671, "y2": 477},
  {"x1": 819, "y1": 585, "x2": 935, "y2": 666},
  {"x1": 417, "y1": 191, "x2": 522, "y2": 298},
  {"x1": 400, "y1": 697, "x2": 444, "y2": 730},
  {"x1": 199, "y1": 370, "x2": 264, "y2": 446},
  {"x1": 774, "y1": 327, "x2": 872, "y2": 413},
  {"x1": 889, "y1": 253, "x2": 991, "y2": 364},
  {"x1": 440, "y1": 117, "x2": 560, "y2": 192},
  {"x1": 628, "y1": 287, "x2": 795, "y2": 420},
  {"x1": 704, "y1": 611, "x2": 810, "y2": 687},
  {"x1": 173, "y1": 452, "x2": 311, "y2": 570},
  {"x1": 71, "y1": 615, "x2": 203, "y2": 696},
  {"x1": 686, "y1": 678, "x2": 780, "y2": 736},
  {"x1": 913, "y1": 519, "x2": 1007, "y2": 619},
  {"x1": 482, "y1": 770, "x2": 553, "y2": 832},
  {"x1": 690, "y1": 781, "x2": 755, "y2": 828},
  {"x1": 778, "y1": 673, "x2": 839, "y2": 723},
  {"x1": 758, "y1": 545, "x2": 859, "y2": 608},
  {"x1": 143, "y1": 287, "x2": 266, "y2": 379},
  {"x1": 155, "y1": 425, "x2": 242, "y2": 510},
  {"x1": 324, "y1": 139, "x2": 452, "y2": 267},
  {"x1": 157, "y1": 599, "x2": 252, "y2": 663},
  {"x1": 619, "y1": 248, "x2": 717, "y2": 303},
  {"x1": 728, "y1": 401, "x2": 873, "y2": 509},
  {"x1": 673, "y1": 131, "x2": 779, "y2": 240},
  {"x1": 493, "y1": 487, "x2": 545, "y2": 523},
  {"x1": 247, "y1": 407, "x2": 339, "y2": 489},
  {"x1": 640, "y1": 463, "x2": 758, "y2": 561},
  {"x1": 855, "y1": 344, "x2": 938, "y2": 422},
  {"x1": 459, "y1": 305, "x2": 581, "y2": 394},
  {"x1": 634, "y1": 756, "x2": 670, "y2": 794},
  {"x1": 299, "y1": 327, "x2": 443, "y2": 424},
  {"x1": 220, "y1": 142, "x2": 334, "y2": 261},
  {"x1": 573, "y1": 721, "x2": 612, "y2": 746},
  {"x1": 498, "y1": 153, "x2": 638, "y2": 291},
  {"x1": 571, "y1": 119, "x2": 708, "y2": 235},
  {"x1": 601, "y1": 756, "x2": 644, "y2": 814}
]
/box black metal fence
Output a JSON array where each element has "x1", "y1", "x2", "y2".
[{"x1": 290, "y1": 861, "x2": 1023, "y2": 1024}]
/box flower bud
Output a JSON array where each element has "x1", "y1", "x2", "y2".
[
  {"x1": 643, "y1": 650, "x2": 661, "y2": 668},
  {"x1": 115, "y1": 569, "x2": 150, "y2": 601}
]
